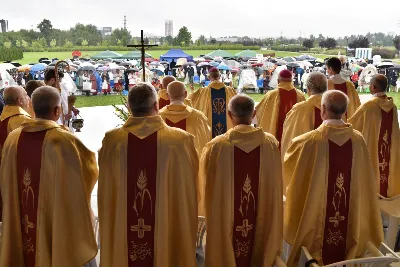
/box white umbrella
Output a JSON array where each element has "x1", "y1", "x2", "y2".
[
  {"x1": 300, "y1": 61, "x2": 313, "y2": 67},
  {"x1": 193, "y1": 57, "x2": 205, "y2": 62},
  {"x1": 0, "y1": 70, "x2": 17, "y2": 89},
  {"x1": 0, "y1": 63, "x2": 17, "y2": 71}
]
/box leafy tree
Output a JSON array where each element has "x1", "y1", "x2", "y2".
[
  {"x1": 70, "y1": 24, "x2": 102, "y2": 46},
  {"x1": 21, "y1": 40, "x2": 29, "y2": 48},
  {"x1": 110, "y1": 28, "x2": 132, "y2": 46},
  {"x1": 3, "y1": 41, "x2": 12, "y2": 48},
  {"x1": 15, "y1": 40, "x2": 21, "y2": 47},
  {"x1": 117, "y1": 39, "x2": 122, "y2": 45},
  {"x1": 325, "y1": 38, "x2": 337, "y2": 49},
  {"x1": 38, "y1": 37, "x2": 47, "y2": 48},
  {"x1": 50, "y1": 39, "x2": 57, "y2": 47},
  {"x1": 302, "y1": 38, "x2": 314, "y2": 51},
  {"x1": 349, "y1": 35, "x2": 370, "y2": 49},
  {"x1": 164, "y1": 36, "x2": 173, "y2": 46},
  {"x1": 210, "y1": 38, "x2": 217, "y2": 44},
  {"x1": 394, "y1": 35, "x2": 400, "y2": 53},
  {"x1": 174, "y1": 26, "x2": 192, "y2": 46},
  {"x1": 37, "y1": 19, "x2": 53, "y2": 44},
  {"x1": 31, "y1": 41, "x2": 43, "y2": 50},
  {"x1": 81, "y1": 39, "x2": 89, "y2": 46},
  {"x1": 196, "y1": 35, "x2": 207, "y2": 45},
  {"x1": 64, "y1": 40, "x2": 73, "y2": 48}
]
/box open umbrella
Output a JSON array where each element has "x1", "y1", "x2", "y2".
[
  {"x1": 287, "y1": 62, "x2": 301, "y2": 68},
  {"x1": 0, "y1": 63, "x2": 17, "y2": 71},
  {"x1": 30, "y1": 63, "x2": 48, "y2": 72},
  {"x1": 97, "y1": 66, "x2": 111, "y2": 72},
  {"x1": 126, "y1": 67, "x2": 139, "y2": 72},
  {"x1": 377, "y1": 62, "x2": 394, "y2": 68},
  {"x1": 151, "y1": 69, "x2": 164, "y2": 76},
  {"x1": 209, "y1": 61, "x2": 219, "y2": 67},
  {"x1": 80, "y1": 66, "x2": 96, "y2": 71},
  {"x1": 217, "y1": 65, "x2": 231, "y2": 71},
  {"x1": 150, "y1": 62, "x2": 161, "y2": 67},
  {"x1": 198, "y1": 62, "x2": 210, "y2": 67},
  {"x1": 72, "y1": 50, "x2": 82, "y2": 57},
  {"x1": 300, "y1": 61, "x2": 313, "y2": 67},
  {"x1": 18, "y1": 65, "x2": 31, "y2": 72},
  {"x1": 251, "y1": 63, "x2": 263, "y2": 67},
  {"x1": 282, "y1": 57, "x2": 296, "y2": 63},
  {"x1": 297, "y1": 55, "x2": 317, "y2": 61},
  {"x1": 183, "y1": 62, "x2": 196, "y2": 67}
]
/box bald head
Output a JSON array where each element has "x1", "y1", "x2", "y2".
[
  {"x1": 321, "y1": 90, "x2": 349, "y2": 120},
  {"x1": 167, "y1": 81, "x2": 186, "y2": 102},
  {"x1": 162, "y1": 76, "x2": 176, "y2": 89},
  {"x1": 307, "y1": 72, "x2": 327, "y2": 95},
  {"x1": 3, "y1": 86, "x2": 29, "y2": 110},
  {"x1": 370, "y1": 74, "x2": 388, "y2": 93},
  {"x1": 228, "y1": 94, "x2": 255, "y2": 125}
]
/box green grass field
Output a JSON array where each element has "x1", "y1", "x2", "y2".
[{"x1": 16, "y1": 50, "x2": 343, "y2": 65}]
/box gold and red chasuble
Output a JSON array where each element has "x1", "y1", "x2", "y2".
[
  {"x1": 0, "y1": 116, "x2": 12, "y2": 222},
  {"x1": 378, "y1": 109, "x2": 393, "y2": 197},
  {"x1": 277, "y1": 89, "x2": 297, "y2": 145},
  {"x1": 322, "y1": 140, "x2": 353, "y2": 265},
  {"x1": 314, "y1": 108, "x2": 323, "y2": 129},
  {"x1": 165, "y1": 118, "x2": 186, "y2": 131},
  {"x1": 233, "y1": 146, "x2": 260, "y2": 266},
  {"x1": 127, "y1": 132, "x2": 157, "y2": 266},
  {"x1": 16, "y1": 130, "x2": 47, "y2": 267},
  {"x1": 159, "y1": 98, "x2": 170, "y2": 110}
]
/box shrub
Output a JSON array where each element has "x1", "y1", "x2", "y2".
[
  {"x1": 0, "y1": 47, "x2": 23, "y2": 61},
  {"x1": 372, "y1": 48, "x2": 396, "y2": 59}
]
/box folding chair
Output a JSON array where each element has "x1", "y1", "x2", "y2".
[{"x1": 378, "y1": 194, "x2": 400, "y2": 250}]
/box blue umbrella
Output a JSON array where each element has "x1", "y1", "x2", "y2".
[
  {"x1": 31, "y1": 63, "x2": 47, "y2": 72},
  {"x1": 209, "y1": 61, "x2": 219, "y2": 67},
  {"x1": 151, "y1": 69, "x2": 164, "y2": 76},
  {"x1": 217, "y1": 65, "x2": 231, "y2": 71}
]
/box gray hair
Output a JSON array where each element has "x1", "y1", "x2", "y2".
[
  {"x1": 128, "y1": 83, "x2": 158, "y2": 117},
  {"x1": 228, "y1": 94, "x2": 255, "y2": 123},
  {"x1": 306, "y1": 72, "x2": 327, "y2": 94},
  {"x1": 31, "y1": 86, "x2": 61, "y2": 118},
  {"x1": 3, "y1": 86, "x2": 24, "y2": 105},
  {"x1": 321, "y1": 90, "x2": 349, "y2": 119}
]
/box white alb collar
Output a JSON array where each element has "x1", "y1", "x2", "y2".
[
  {"x1": 323, "y1": 119, "x2": 346, "y2": 126},
  {"x1": 373, "y1": 92, "x2": 386, "y2": 98},
  {"x1": 169, "y1": 100, "x2": 185, "y2": 105}
]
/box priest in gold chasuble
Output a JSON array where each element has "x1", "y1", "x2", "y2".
[
  {"x1": 283, "y1": 91, "x2": 383, "y2": 267},
  {"x1": 255, "y1": 70, "x2": 305, "y2": 146},
  {"x1": 98, "y1": 83, "x2": 199, "y2": 267},
  {"x1": 188, "y1": 67, "x2": 237, "y2": 138},
  {"x1": 349, "y1": 74, "x2": 400, "y2": 197},
  {"x1": 200, "y1": 95, "x2": 282, "y2": 267},
  {"x1": 326, "y1": 57, "x2": 360, "y2": 119},
  {"x1": 0, "y1": 86, "x2": 98, "y2": 267},
  {"x1": 158, "y1": 76, "x2": 192, "y2": 109},
  {"x1": 281, "y1": 72, "x2": 327, "y2": 189},
  {"x1": 159, "y1": 81, "x2": 211, "y2": 155}
]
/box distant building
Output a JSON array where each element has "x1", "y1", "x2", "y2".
[
  {"x1": 98, "y1": 27, "x2": 112, "y2": 37},
  {"x1": 0, "y1": 20, "x2": 8, "y2": 33},
  {"x1": 165, "y1": 20, "x2": 173, "y2": 37},
  {"x1": 214, "y1": 37, "x2": 239, "y2": 42}
]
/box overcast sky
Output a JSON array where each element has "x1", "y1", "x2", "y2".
[{"x1": 2, "y1": 0, "x2": 399, "y2": 39}]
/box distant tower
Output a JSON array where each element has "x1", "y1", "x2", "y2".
[
  {"x1": 0, "y1": 20, "x2": 8, "y2": 33},
  {"x1": 165, "y1": 20, "x2": 173, "y2": 37},
  {"x1": 124, "y1": 15, "x2": 126, "y2": 29}
]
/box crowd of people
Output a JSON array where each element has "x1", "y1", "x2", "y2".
[{"x1": 0, "y1": 56, "x2": 398, "y2": 267}]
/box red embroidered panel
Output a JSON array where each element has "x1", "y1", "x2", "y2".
[
  {"x1": 165, "y1": 118, "x2": 187, "y2": 131},
  {"x1": 159, "y1": 98, "x2": 170, "y2": 110},
  {"x1": 233, "y1": 146, "x2": 260, "y2": 267},
  {"x1": 322, "y1": 140, "x2": 353, "y2": 265},
  {"x1": 127, "y1": 132, "x2": 157, "y2": 267},
  {"x1": 16, "y1": 130, "x2": 47, "y2": 267},
  {"x1": 276, "y1": 89, "x2": 297, "y2": 146},
  {"x1": 378, "y1": 109, "x2": 393, "y2": 197},
  {"x1": 314, "y1": 107, "x2": 323, "y2": 129},
  {"x1": 333, "y1": 83, "x2": 348, "y2": 119}
]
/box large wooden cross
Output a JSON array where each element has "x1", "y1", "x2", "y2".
[{"x1": 127, "y1": 30, "x2": 158, "y2": 82}]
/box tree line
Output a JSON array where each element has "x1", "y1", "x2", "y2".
[{"x1": 0, "y1": 19, "x2": 399, "y2": 54}]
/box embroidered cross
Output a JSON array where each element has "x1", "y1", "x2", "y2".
[
  {"x1": 236, "y1": 219, "x2": 253, "y2": 238},
  {"x1": 131, "y1": 218, "x2": 151, "y2": 238},
  {"x1": 329, "y1": 211, "x2": 345, "y2": 228},
  {"x1": 22, "y1": 214, "x2": 34, "y2": 234}
]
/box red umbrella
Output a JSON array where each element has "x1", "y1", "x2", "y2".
[
  {"x1": 72, "y1": 50, "x2": 82, "y2": 57},
  {"x1": 145, "y1": 58, "x2": 155, "y2": 62},
  {"x1": 251, "y1": 63, "x2": 263, "y2": 67},
  {"x1": 231, "y1": 68, "x2": 239, "y2": 73}
]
